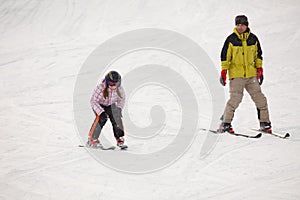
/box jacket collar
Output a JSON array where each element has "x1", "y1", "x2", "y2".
[{"x1": 233, "y1": 27, "x2": 251, "y2": 41}]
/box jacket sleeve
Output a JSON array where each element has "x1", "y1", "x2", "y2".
[
  {"x1": 90, "y1": 84, "x2": 104, "y2": 115},
  {"x1": 117, "y1": 86, "x2": 126, "y2": 109},
  {"x1": 255, "y1": 37, "x2": 263, "y2": 68},
  {"x1": 221, "y1": 37, "x2": 232, "y2": 70}
]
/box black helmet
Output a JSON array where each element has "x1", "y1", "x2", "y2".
[{"x1": 105, "y1": 71, "x2": 121, "y2": 86}]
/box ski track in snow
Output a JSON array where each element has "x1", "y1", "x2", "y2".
[{"x1": 1, "y1": 0, "x2": 300, "y2": 200}]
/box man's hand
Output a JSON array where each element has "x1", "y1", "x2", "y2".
[
  {"x1": 257, "y1": 68, "x2": 264, "y2": 85},
  {"x1": 219, "y1": 69, "x2": 227, "y2": 86}
]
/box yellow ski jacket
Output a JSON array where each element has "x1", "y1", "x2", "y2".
[{"x1": 221, "y1": 28, "x2": 263, "y2": 79}]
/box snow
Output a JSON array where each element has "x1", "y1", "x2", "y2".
[{"x1": 1, "y1": 0, "x2": 300, "y2": 199}]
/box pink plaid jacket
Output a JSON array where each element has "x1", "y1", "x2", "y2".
[{"x1": 90, "y1": 81, "x2": 125, "y2": 115}]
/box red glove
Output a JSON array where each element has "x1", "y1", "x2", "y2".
[
  {"x1": 257, "y1": 68, "x2": 264, "y2": 85},
  {"x1": 219, "y1": 69, "x2": 227, "y2": 86}
]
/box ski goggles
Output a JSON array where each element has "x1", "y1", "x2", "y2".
[{"x1": 107, "y1": 81, "x2": 120, "y2": 87}]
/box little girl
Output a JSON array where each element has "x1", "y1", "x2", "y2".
[{"x1": 87, "y1": 70, "x2": 126, "y2": 149}]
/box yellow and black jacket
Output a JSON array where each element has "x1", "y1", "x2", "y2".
[{"x1": 221, "y1": 28, "x2": 263, "y2": 79}]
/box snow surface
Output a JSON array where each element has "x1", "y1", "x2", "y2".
[{"x1": 1, "y1": 0, "x2": 300, "y2": 199}]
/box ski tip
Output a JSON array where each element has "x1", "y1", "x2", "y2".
[
  {"x1": 100, "y1": 146, "x2": 116, "y2": 150},
  {"x1": 256, "y1": 133, "x2": 262, "y2": 138},
  {"x1": 78, "y1": 145, "x2": 85, "y2": 147},
  {"x1": 120, "y1": 145, "x2": 128, "y2": 150},
  {"x1": 284, "y1": 133, "x2": 290, "y2": 138}
]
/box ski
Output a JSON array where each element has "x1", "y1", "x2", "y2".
[
  {"x1": 200, "y1": 128, "x2": 262, "y2": 138},
  {"x1": 250, "y1": 128, "x2": 290, "y2": 139},
  {"x1": 78, "y1": 144, "x2": 129, "y2": 150},
  {"x1": 78, "y1": 144, "x2": 116, "y2": 150},
  {"x1": 118, "y1": 145, "x2": 128, "y2": 150}
]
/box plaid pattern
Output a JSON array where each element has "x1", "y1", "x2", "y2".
[{"x1": 90, "y1": 81, "x2": 125, "y2": 115}]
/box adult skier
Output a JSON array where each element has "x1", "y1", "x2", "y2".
[{"x1": 219, "y1": 15, "x2": 272, "y2": 133}]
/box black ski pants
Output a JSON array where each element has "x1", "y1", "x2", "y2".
[{"x1": 88, "y1": 104, "x2": 124, "y2": 140}]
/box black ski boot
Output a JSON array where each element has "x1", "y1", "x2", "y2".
[
  {"x1": 260, "y1": 122, "x2": 272, "y2": 133},
  {"x1": 218, "y1": 122, "x2": 235, "y2": 133}
]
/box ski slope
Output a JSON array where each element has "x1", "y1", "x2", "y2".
[{"x1": 1, "y1": 0, "x2": 300, "y2": 199}]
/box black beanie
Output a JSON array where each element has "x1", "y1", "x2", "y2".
[{"x1": 235, "y1": 15, "x2": 249, "y2": 26}]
